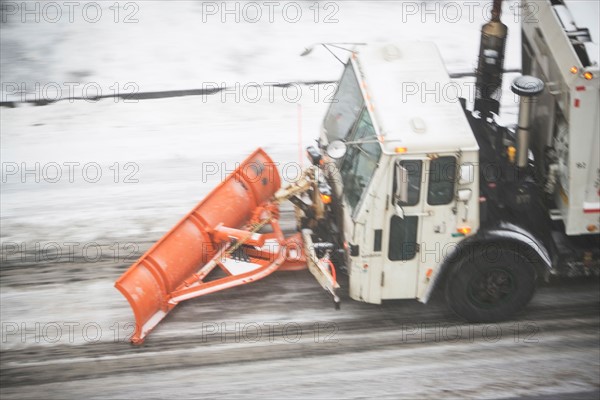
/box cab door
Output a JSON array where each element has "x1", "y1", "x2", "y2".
[
  {"x1": 418, "y1": 155, "x2": 470, "y2": 298},
  {"x1": 381, "y1": 158, "x2": 425, "y2": 299},
  {"x1": 382, "y1": 155, "x2": 462, "y2": 300}
]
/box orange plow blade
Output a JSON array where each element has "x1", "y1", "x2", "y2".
[{"x1": 115, "y1": 148, "x2": 305, "y2": 344}]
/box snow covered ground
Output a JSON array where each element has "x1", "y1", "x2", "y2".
[
  {"x1": 1, "y1": 0, "x2": 523, "y2": 95},
  {"x1": 1, "y1": 0, "x2": 528, "y2": 247}
]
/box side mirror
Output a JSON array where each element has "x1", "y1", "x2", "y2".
[
  {"x1": 394, "y1": 163, "x2": 409, "y2": 218},
  {"x1": 326, "y1": 140, "x2": 347, "y2": 159},
  {"x1": 394, "y1": 163, "x2": 409, "y2": 204},
  {"x1": 394, "y1": 203, "x2": 405, "y2": 219}
]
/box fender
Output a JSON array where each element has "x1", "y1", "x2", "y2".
[{"x1": 420, "y1": 222, "x2": 553, "y2": 304}]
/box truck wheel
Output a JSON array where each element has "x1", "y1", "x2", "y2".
[{"x1": 445, "y1": 247, "x2": 536, "y2": 322}]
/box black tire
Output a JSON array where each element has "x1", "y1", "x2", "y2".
[{"x1": 445, "y1": 246, "x2": 536, "y2": 322}]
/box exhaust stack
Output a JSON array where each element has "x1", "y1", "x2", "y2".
[
  {"x1": 510, "y1": 76, "x2": 545, "y2": 168},
  {"x1": 474, "y1": 0, "x2": 507, "y2": 118}
]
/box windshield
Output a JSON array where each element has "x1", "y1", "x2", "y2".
[
  {"x1": 339, "y1": 109, "x2": 382, "y2": 213},
  {"x1": 323, "y1": 62, "x2": 364, "y2": 143}
]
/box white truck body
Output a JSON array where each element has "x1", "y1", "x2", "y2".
[{"x1": 522, "y1": 0, "x2": 600, "y2": 235}]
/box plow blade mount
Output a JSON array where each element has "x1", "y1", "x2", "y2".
[{"x1": 115, "y1": 148, "x2": 305, "y2": 344}]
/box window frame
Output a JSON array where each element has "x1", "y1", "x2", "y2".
[
  {"x1": 338, "y1": 108, "x2": 382, "y2": 215},
  {"x1": 392, "y1": 159, "x2": 423, "y2": 207},
  {"x1": 322, "y1": 62, "x2": 364, "y2": 144},
  {"x1": 427, "y1": 156, "x2": 457, "y2": 206}
]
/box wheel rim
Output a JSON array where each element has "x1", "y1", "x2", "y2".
[{"x1": 467, "y1": 267, "x2": 516, "y2": 308}]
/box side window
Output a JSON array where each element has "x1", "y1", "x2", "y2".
[
  {"x1": 339, "y1": 110, "x2": 381, "y2": 212},
  {"x1": 388, "y1": 215, "x2": 418, "y2": 261},
  {"x1": 392, "y1": 160, "x2": 422, "y2": 206},
  {"x1": 428, "y1": 157, "x2": 456, "y2": 205}
]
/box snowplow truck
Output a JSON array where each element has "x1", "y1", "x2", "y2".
[{"x1": 116, "y1": 0, "x2": 599, "y2": 344}]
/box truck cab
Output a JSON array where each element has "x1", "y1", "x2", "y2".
[{"x1": 317, "y1": 42, "x2": 480, "y2": 304}]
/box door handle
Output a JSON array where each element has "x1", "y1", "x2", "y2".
[{"x1": 403, "y1": 211, "x2": 432, "y2": 217}]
